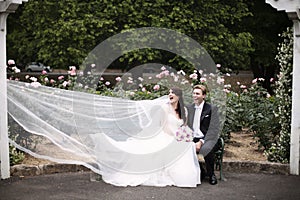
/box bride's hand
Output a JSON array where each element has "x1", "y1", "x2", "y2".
[{"x1": 195, "y1": 141, "x2": 202, "y2": 152}]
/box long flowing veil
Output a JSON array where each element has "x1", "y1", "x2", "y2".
[{"x1": 7, "y1": 80, "x2": 192, "y2": 175}]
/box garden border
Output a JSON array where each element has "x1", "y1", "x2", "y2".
[{"x1": 9, "y1": 160, "x2": 289, "y2": 178}]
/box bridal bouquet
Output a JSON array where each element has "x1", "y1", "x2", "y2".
[{"x1": 175, "y1": 125, "x2": 194, "y2": 142}]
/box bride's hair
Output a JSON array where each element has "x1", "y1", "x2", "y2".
[{"x1": 171, "y1": 87, "x2": 186, "y2": 123}]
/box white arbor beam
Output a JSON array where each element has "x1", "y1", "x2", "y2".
[
  {"x1": 0, "y1": 0, "x2": 27, "y2": 180},
  {"x1": 266, "y1": 0, "x2": 300, "y2": 175},
  {"x1": 0, "y1": 11, "x2": 9, "y2": 180}
]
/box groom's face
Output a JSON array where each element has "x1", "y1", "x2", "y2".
[{"x1": 192, "y1": 88, "x2": 205, "y2": 105}]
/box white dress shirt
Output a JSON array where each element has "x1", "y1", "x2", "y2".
[{"x1": 193, "y1": 101, "x2": 205, "y2": 143}]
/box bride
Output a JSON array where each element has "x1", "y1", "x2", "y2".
[
  {"x1": 7, "y1": 81, "x2": 200, "y2": 187},
  {"x1": 91, "y1": 87, "x2": 201, "y2": 187}
]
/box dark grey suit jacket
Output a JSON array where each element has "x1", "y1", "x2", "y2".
[{"x1": 187, "y1": 103, "x2": 220, "y2": 157}]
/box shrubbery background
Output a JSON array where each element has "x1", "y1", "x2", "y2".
[{"x1": 8, "y1": 28, "x2": 293, "y2": 165}]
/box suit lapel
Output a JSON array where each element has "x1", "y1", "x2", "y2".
[{"x1": 200, "y1": 102, "x2": 209, "y2": 121}]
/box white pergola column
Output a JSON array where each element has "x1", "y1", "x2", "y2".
[
  {"x1": 290, "y1": 15, "x2": 300, "y2": 175},
  {"x1": 266, "y1": 0, "x2": 300, "y2": 175},
  {"x1": 0, "y1": 0, "x2": 28, "y2": 180},
  {"x1": 0, "y1": 11, "x2": 9, "y2": 180}
]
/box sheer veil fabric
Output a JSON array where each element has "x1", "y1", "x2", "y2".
[{"x1": 7, "y1": 80, "x2": 200, "y2": 187}]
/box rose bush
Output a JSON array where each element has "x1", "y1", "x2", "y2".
[{"x1": 9, "y1": 33, "x2": 293, "y2": 164}]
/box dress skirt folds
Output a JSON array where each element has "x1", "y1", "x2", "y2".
[{"x1": 91, "y1": 108, "x2": 201, "y2": 187}]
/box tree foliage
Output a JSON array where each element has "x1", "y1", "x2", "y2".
[
  {"x1": 7, "y1": 0, "x2": 253, "y2": 71},
  {"x1": 242, "y1": 0, "x2": 292, "y2": 93}
]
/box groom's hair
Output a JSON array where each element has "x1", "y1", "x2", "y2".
[{"x1": 193, "y1": 84, "x2": 207, "y2": 95}]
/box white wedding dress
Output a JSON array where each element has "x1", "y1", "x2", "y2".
[
  {"x1": 93, "y1": 104, "x2": 201, "y2": 187},
  {"x1": 7, "y1": 81, "x2": 200, "y2": 188}
]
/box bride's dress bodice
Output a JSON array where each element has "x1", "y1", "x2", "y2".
[{"x1": 166, "y1": 111, "x2": 184, "y2": 135}]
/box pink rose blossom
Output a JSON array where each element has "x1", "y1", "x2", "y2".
[
  {"x1": 189, "y1": 73, "x2": 198, "y2": 80},
  {"x1": 68, "y1": 66, "x2": 76, "y2": 76},
  {"x1": 8, "y1": 59, "x2": 15, "y2": 65},
  {"x1": 42, "y1": 70, "x2": 47, "y2": 75},
  {"x1": 200, "y1": 77, "x2": 206, "y2": 83},
  {"x1": 58, "y1": 76, "x2": 64, "y2": 80},
  {"x1": 115, "y1": 77, "x2": 122, "y2": 82},
  {"x1": 153, "y1": 84, "x2": 160, "y2": 91},
  {"x1": 163, "y1": 70, "x2": 169, "y2": 76},
  {"x1": 105, "y1": 81, "x2": 110, "y2": 86},
  {"x1": 223, "y1": 88, "x2": 230, "y2": 93}
]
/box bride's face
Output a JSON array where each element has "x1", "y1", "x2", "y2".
[{"x1": 168, "y1": 89, "x2": 179, "y2": 104}]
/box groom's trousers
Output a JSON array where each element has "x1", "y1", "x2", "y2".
[{"x1": 193, "y1": 138, "x2": 218, "y2": 178}]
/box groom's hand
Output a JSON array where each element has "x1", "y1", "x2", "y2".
[{"x1": 195, "y1": 141, "x2": 202, "y2": 152}]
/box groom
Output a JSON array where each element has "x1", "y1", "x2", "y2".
[{"x1": 187, "y1": 84, "x2": 220, "y2": 185}]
